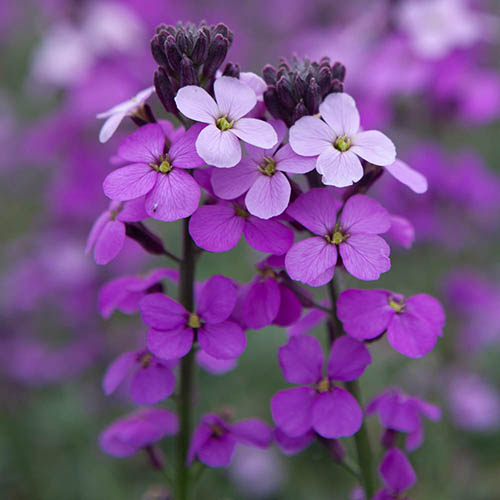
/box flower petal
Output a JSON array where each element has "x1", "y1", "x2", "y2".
[
  {"x1": 379, "y1": 448, "x2": 416, "y2": 493},
  {"x1": 214, "y1": 76, "x2": 257, "y2": 120},
  {"x1": 86, "y1": 211, "x2": 110, "y2": 254},
  {"x1": 327, "y1": 336, "x2": 372, "y2": 382},
  {"x1": 271, "y1": 387, "x2": 315, "y2": 437},
  {"x1": 197, "y1": 275, "x2": 238, "y2": 324},
  {"x1": 232, "y1": 118, "x2": 278, "y2": 149},
  {"x1": 384, "y1": 159, "x2": 428, "y2": 194},
  {"x1": 274, "y1": 144, "x2": 317, "y2": 174},
  {"x1": 146, "y1": 327, "x2": 194, "y2": 360},
  {"x1": 175, "y1": 85, "x2": 218, "y2": 123},
  {"x1": 405, "y1": 294, "x2": 445, "y2": 335},
  {"x1": 211, "y1": 157, "x2": 259, "y2": 199},
  {"x1": 169, "y1": 123, "x2": 206, "y2": 169},
  {"x1": 289, "y1": 115, "x2": 334, "y2": 156},
  {"x1": 274, "y1": 284, "x2": 302, "y2": 327},
  {"x1": 319, "y1": 92, "x2": 360, "y2": 137},
  {"x1": 130, "y1": 363, "x2": 175, "y2": 404},
  {"x1": 243, "y1": 216, "x2": 294, "y2": 255},
  {"x1": 198, "y1": 434, "x2": 236, "y2": 467},
  {"x1": 196, "y1": 125, "x2": 242, "y2": 168},
  {"x1": 102, "y1": 351, "x2": 136, "y2": 395},
  {"x1": 94, "y1": 220, "x2": 126, "y2": 265},
  {"x1": 230, "y1": 419, "x2": 273, "y2": 448},
  {"x1": 198, "y1": 321, "x2": 247, "y2": 359},
  {"x1": 99, "y1": 112, "x2": 126, "y2": 143},
  {"x1": 245, "y1": 171, "x2": 291, "y2": 219},
  {"x1": 278, "y1": 335, "x2": 324, "y2": 385},
  {"x1": 339, "y1": 194, "x2": 391, "y2": 234},
  {"x1": 103, "y1": 164, "x2": 157, "y2": 201},
  {"x1": 312, "y1": 388, "x2": 363, "y2": 438},
  {"x1": 140, "y1": 293, "x2": 188, "y2": 330},
  {"x1": 117, "y1": 123, "x2": 165, "y2": 163},
  {"x1": 351, "y1": 130, "x2": 396, "y2": 166},
  {"x1": 242, "y1": 277, "x2": 281, "y2": 330},
  {"x1": 317, "y1": 149, "x2": 364, "y2": 188}
]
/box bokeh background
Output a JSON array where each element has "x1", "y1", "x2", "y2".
[{"x1": 1, "y1": 0, "x2": 500, "y2": 499}]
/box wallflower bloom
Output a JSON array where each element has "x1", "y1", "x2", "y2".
[
  {"x1": 140, "y1": 275, "x2": 246, "y2": 360},
  {"x1": 373, "y1": 447, "x2": 416, "y2": 500},
  {"x1": 103, "y1": 123, "x2": 204, "y2": 221},
  {"x1": 99, "y1": 408, "x2": 178, "y2": 458},
  {"x1": 85, "y1": 198, "x2": 147, "y2": 265},
  {"x1": 175, "y1": 76, "x2": 278, "y2": 167},
  {"x1": 189, "y1": 201, "x2": 294, "y2": 255},
  {"x1": 337, "y1": 288, "x2": 445, "y2": 358},
  {"x1": 187, "y1": 413, "x2": 273, "y2": 467},
  {"x1": 211, "y1": 121, "x2": 316, "y2": 219},
  {"x1": 102, "y1": 349, "x2": 176, "y2": 405},
  {"x1": 285, "y1": 189, "x2": 391, "y2": 286},
  {"x1": 97, "y1": 86, "x2": 155, "y2": 143},
  {"x1": 289, "y1": 93, "x2": 396, "y2": 187},
  {"x1": 271, "y1": 335, "x2": 371, "y2": 438},
  {"x1": 366, "y1": 387, "x2": 441, "y2": 451}
]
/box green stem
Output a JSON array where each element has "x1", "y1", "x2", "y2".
[
  {"x1": 326, "y1": 275, "x2": 376, "y2": 498},
  {"x1": 176, "y1": 217, "x2": 196, "y2": 500}
]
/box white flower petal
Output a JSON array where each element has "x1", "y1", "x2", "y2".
[
  {"x1": 351, "y1": 130, "x2": 396, "y2": 166},
  {"x1": 175, "y1": 86, "x2": 218, "y2": 124},
  {"x1": 319, "y1": 93, "x2": 360, "y2": 137},
  {"x1": 318, "y1": 149, "x2": 364, "y2": 188},
  {"x1": 289, "y1": 116, "x2": 334, "y2": 156}
]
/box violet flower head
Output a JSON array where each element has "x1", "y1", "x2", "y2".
[
  {"x1": 187, "y1": 413, "x2": 273, "y2": 467},
  {"x1": 285, "y1": 189, "x2": 391, "y2": 286},
  {"x1": 289, "y1": 93, "x2": 396, "y2": 187},
  {"x1": 140, "y1": 275, "x2": 246, "y2": 360},
  {"x1": 102, "y1": 349, "x2": 176, "y2": 405},
  {"x1": 271, "y1": 335, "x2": 371, "y2": 439},
  {"x1": 366, "y1": 387, "x2": 441, "y2": 451},
  {"x1": 211, "y1": 120, "x2": 316, "y2": 219},
  {"x1": 373, "y1": 447, "x2": 417, "y2": 500},
  {"x1": 337, "y1": 288, "x2": 445, "y2": 358},
  {"x1": 97, "y1": 85, "x2": 155, "y2": 143},
  {"x1": 99, "y1": 408, "x2": 178, "y2": 458},
  {"x1": 85, "y1": 198, "x2": 147, "y2": 265},
  {"x1": 189, "y1": 200, "x2": 293, "y2": 255},
  {"x1": 103, "y1": 122, "x2": 204, "y2": 221},
  {"x1": 175, "y1": 76, "x2": 278, "y2": 168}
]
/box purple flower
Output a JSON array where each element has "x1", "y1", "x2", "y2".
[
  {"x1": 140, "y1": 275, "x2": 246, "y2": 360},
  {"x1": 103, "y1": 123, "x2": 204, "y2": 221},
  {"x1": 98, "y1": 267, "x2": 179, "y2": 318},
  {"x1": 271, "y1": 335, "x2": 371, "y2": 439},
  {"x1": 102, "y1": 349, "x2": 176, "y2": 405},
  {"x1": 373, "y1": 448, "x2": 416, "y2": 500},
  {"x1": 175, "y1": 76, "x2": 278, "y2": 168},
  {"x1": 187, "y1": 413, "x2": 273, "y2": 467},
  {"x1": 99, "y1": 407, "x2": 178, "y2": 458},
  {"x1": 211, "y1": 120, "x2": 316, "y2": 219},
  {"x1": 287, "y1": 305, "x2": 328, "y2": 337},
  {"x1": 337, "y1": 288, "x2": 445, "y2": 358},
  {"x1": 285, "y1": 189, "x2": 391, "y2": 285},
  {"x1": 384, "y1": 159, "x2": 428, "y2": 194},
  {"x1": 274, "y1": 428, "x2": 315, "y2": 456},
  {"x1": 97, "y1": 85, "x2": 155, "y2": 143},
  {"x1": 85, "y1": 198, "x2": 147, "y2": 265},
  {"x1": 366, "y1": 387, "x2": 441, "y2": 451},
  {"x1": 289, "y1": 93, "x2": 396, "y2": 187},
  {"x1": 195, "y1": 349, "x2": 237, "y2": 375},
  {"x1": 189, "y1": 201, "x2": 294, "y2": 255}
]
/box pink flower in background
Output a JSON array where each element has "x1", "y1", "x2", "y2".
[
  {"x1": 99, "y1": 408, "x2": 178, "y2": 458},
  {"x1": 373, "y1": 447, "x2": 416, "y2": 500},
  {"x1": 271, "y1": 335, "x2": 371, "y2": 439},
  {"x1": 97, "y1": 86, "x2": 155, "y2": 143},
  {"x1": 103, "y1": 349, "x2": 176, "y2": 405},
  {"x1": 211, "y1": 120, "x2": 316, "y2": 219},
  {"x1": 85, "y1": 198, "x2": 147, "y2": 265},
  {"x1": 337, "y1": 288, "x2": 445, "y2": 358},
  {"x1": 140, "y1": 275, "x2": 246, "y2": 360},
  {"x1": 285, "y1": 189, "x2": 391, "y2": 285},
  {"x1": 187, "y1": 413, "x2": 273, "y2": 467},
  {"x1": 175, "y1": 76, "x2": 277, "y2": 167},
  {"x1": 289, "y1": 93, "x2": 396, "y2": 187},
  {"x1": 103, "y1": 123, "x2": 204, "y2": 221}
]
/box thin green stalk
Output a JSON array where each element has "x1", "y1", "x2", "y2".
[{"x1": 176, "y1": 217, "x2": 196, "y2": 500}]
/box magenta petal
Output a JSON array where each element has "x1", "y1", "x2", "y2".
[
  {"x1": 339, "y1": 234, "x2": 390, "y2": 281},
  {"x1": 405, "y1": 294, "x2": 445, "y2": 335},
  {"x1": 288, "y1": 308, "x2": 328, "y2": 336},
  {"x1": 242, "y1": 277, "x2": 281, "y2": 329},
  {"x1": 414, "y1": 398, "x2": 442, "y2": 421},
  {"x1": 230, "y1": 419, "x2": 273, "y2": 448},
  {"x1": 339, "y1": 194, "x2": 391, "y2": 234},
  {"x1": 386, "y1": 313, "x2": 438, "y2": 358},
  {"x1": 406, "y1": 425, "x2": 423, "y2": 452},
  {"x1": 211, "y1": 157, "x2": 259, "y2": 200},
  {"x1": 245, "y1": 171, "x2": 291, "y2": 219},
  {"x1": 146, "y1": 327, "x2": 194, "y2": 360},
  {"x1": 102, "y1": 351, "x2": 136, "y2": 395},
  {"x1": 189, "y1": 204, "x2": 244, "y2": 252},
  {"x1": 187, "y1": 421, "x2": 212, "y2": 464},
  {"x1": 103, "y1": 164, "x2": 157, "y2": 201},
  {"x1": 312, "y1": 388, "x2": 363, "y2": 438},
  {"x1": 287, "y1": 188, "x2": 337, "y2": 235},
  {"x1": 197, "y1": 275, "x2": 238, "y2": 324},
  {"x1": 196, "y1": 350, "x2": 237, "y2": 375},
  {"x1": 285, "y1": 237, "x2": 338, "y2": 287},
  {"x1": 327, "y1": 336, "x2": 371, "y2": 382},
  {"x1": 198, "y1": 321, "x2": 246, "y2": 359},
  {"x1": 274, "y1": 284, "x2": 302, "y2": 327},
  {"x1": 387, "y1": 215, "x2": 415, "y2": 249},
  {"x1": 129, "y1": 363, "x2": 175, "y2": 404},
  {"x1": 270, "y1": 387, "x2": 315, "y2": 437},
  {"x1": 378, "y1": 393, "x2": 420, "y2": 432},
  {"x1": 145, "y1": 169, "x2": 201, "y2": 221},
  {"x1": 379, "y1": 448, "x2": 416, "y2": 493},
  {"x1": 198, "y1": 433, "x2": 236, "y2": 467},
  {"x1": 337, "y1": 289, "x2": 394, "y2": 340},
  {"x1": 274, "y1": 428, "x2": 315, "y2": 455},
  {"x1": 169, "y1": 123, "x2": 206, "y2": 169},
  {"x1": 278, "y1": 335, "x2": 324, "y2": 385},
  {"x1": 140, "y1": 293, "x2": 187, "y2": 330},
  {"x1": 117, "y1": 197, "x2": 148, "y2": 222},
  {"x1": 117, "y1": 123, "x2": 165, "y2": 163},
  {"x1": 243, "y1": 216, "x2": 294, "y2": 255},
  {"x1": 94, "y1": 220, "x2": 126, "y2": 265},
  {"x1": 86, "y1": 211, "x2": 110, "y2": 254}
]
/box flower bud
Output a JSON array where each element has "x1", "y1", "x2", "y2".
[
  {"x1": 262, "y1": 64, "x2": 278, "y2": 85},
  {"x1": 304, "y1": 77, "x2": 320, "y2": 114},
  {"x1": 191, "y1": 31, "x2": 209, "y2": 65},
  {"x1": 154, "y1": 68, "x2": 177, "y2": 114},
  {"x1": 165, "y1": 35, "x2": 182, "y2": 74},
  {"x1": 203, "y1": 34, "x2": 229, "y2": 79},
  {"x1": 180, "y1": 55, "x2": 199, "y2": 86}
]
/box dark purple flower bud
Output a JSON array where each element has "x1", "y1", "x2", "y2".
[
  {"x1": 304, "y1": 77, "x2": 320, "y2": 114},
  {"x1": 165, "y1": 35, "x2": 182, "y2": 74},
  {"x1": 175, "y1": 30, "x2": 188, "y2": 54},
  {"x1": 381, "y1": 429, "x2": 398, "y2": 449},
  {"x1": 203, "y1": 34, "x2": 229, "y2": 79},
  {"x1": 213, "y1": 23, "x2": 233, "y2": 44},
  {"x1": 151, "y1": 34, "x2": 168, "y2": 68},
  {"x1": 262, "y1": 64, "x2": 278, "y2": 85},
  {"x1": 263, "y1": 87, "x2": 289, "y2": 124},
  {"x1": 276, "y1": 76, "x2": 296, "y2": 110},
  {"x1": 331, "y1": 79, "x2": 344, "y2": 93},
  {"x1": 292, "y1": 101, "x2": 308, "y2": 123},
  {"x1": 332, "y1": 62, "x2": 346, "y2": 81},
  {"x1": 317, "y1": 66, "x2": 332, "y2": 95},
  {"x1": 179, "y1": 55, "x2": 199, "y2": 87},
  {"x1": 125, "y1": 222, "x2": 168, "y2": 256},
  {"x1": 154, "y1": 68, "x2": 177, "y2": 114},
  {"x1": 293, "y1": 74, "x2": 307, "y2": 99},
  {"x1": 191, "y1": 31, "x2": 209, "y2": 65}
]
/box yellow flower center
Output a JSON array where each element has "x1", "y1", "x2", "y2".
[
  {"x1": 234, "y1": 205, "x2": 250, "y2": 218},
  {"x1": 149, "y1": 154, "x2": 173, "y2": 174},
  {"x1": 259, "y1": 157, "x2": 276, "y2": 176},
  {"x1": 188, "y1": 313, "x2": 201, "y2": 329},
  {"x1": 317, "y1": 378, "x2": 331, "y2": 393},
  {"x1": 334, "y1": 135, "x2": 352, "y2": 152},
  {"x1": 210, "y1": 424, "x2": 226, "y2": 437},
  {"x1": 388, "y1": 297, "x2": 405, "y2": 313},
  {"x1": 216, "y1": 115, "x2": 234, "y2": 131},
  {"x1": 139, "y1": 352, "x2": 153, "y2": 368},
  {"x1": 325, "y1": 227, "x2": 349, "y2": 245}
]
